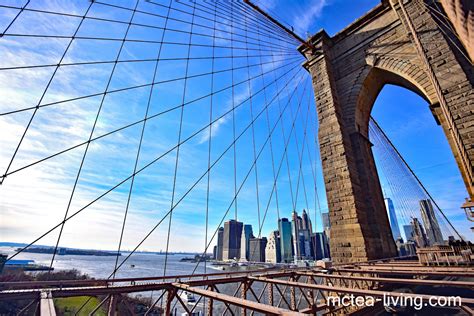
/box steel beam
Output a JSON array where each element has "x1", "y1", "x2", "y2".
[
  {"x1": 249, "y1": 276, "x2": 474, "y2": 306},
  {"x1": 296, "y1": 271, "x2": 474, "y2": 288},
  {"x1": 336, "y1": 267, "x2": 474, "y2": 277},
  {"x1": 173, "y1": 283, "x2": 304, "y2": 315}
]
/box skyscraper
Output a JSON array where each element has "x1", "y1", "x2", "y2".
[
  {"x1": 300, "y1": 209, "x2": 313, "y2": 259},
  {"x1": 240, "y1": 224, "x2": 254, "y2": 261},
  {"x1": 301, "y1": 209, "x2": 312, "y2": 233},
  {"x1": 385, "y1": 198, "x2": 402, "y2": 240},
  {"x1": 395, "y1": 237, "x2": 416, "y2": 256},
  {"x1": 403, "y1": 224, "x2": 414, "y2": 242},
  {"x1": 411, "y1": 217, "x2": 428, "y2": 248},
  {"x1": 216, "y1": 227, "x2": 224, "y2": 261},
  {"x1": 249, "y1": 237, "x2": 267, "y2": 262},
  {"x1": 292, "y1": 211, "x2": 304, "y2": 260},
  {"x1": 278, "y1": 218, "x2": 293, "y2": 263},
  {"x1": 265, "y1": 230, "x2": 281, "y2": 263},
  {"x1": 213, "y1": 245, "x2": 217, "y2": 260},
  {"x1": 313, "y1": 232, "x2": 330, "y2": 260},
  {"x1": 419, "y1": 199, "x2": 444, "y2": 245},
  {"x1": 222, "y1": 220, "x2": 243, "y2": 261},
  {"x1": 322, "y1": 212, "x2": 331, "y2": 239}
]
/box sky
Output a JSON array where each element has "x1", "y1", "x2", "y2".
[{"x1": 0, "y1": 0, "x2": 471, "y2": 264}]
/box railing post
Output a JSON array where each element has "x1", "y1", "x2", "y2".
[
  {"x1": 241, "y1": 280, "x2": 248, "y2": 315},
  {"x1": 165, "y1": 288, "x2": 176, "y2": 316},
  {"x1": 207, "y1": 286, "x2": 214, "y2": 316},
  {"x1": 290, "y1": 276, "x2": 296, "y2": 311},
  {"x1": 267, "y1": 283, "x2": 274, "y2": 306}
]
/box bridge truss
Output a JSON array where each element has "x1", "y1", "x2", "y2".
[{"x1": 1, "y1": 260, "x2": 474, "y2": 315}]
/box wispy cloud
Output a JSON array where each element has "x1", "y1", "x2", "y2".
[{"x1": 292, "y1": 0, "x2": 327, "y2": 37}]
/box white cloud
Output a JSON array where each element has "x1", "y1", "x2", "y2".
[{"x1": 292, "y1": 0, "x2": 327, "y2": 37}]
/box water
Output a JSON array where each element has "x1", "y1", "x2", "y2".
[
  {"x1": 1, "y1": 247, "x2": 219, "y2": 279},
  {"x1": 2, "y1": 247, "x2": 270, "y2": 313}
]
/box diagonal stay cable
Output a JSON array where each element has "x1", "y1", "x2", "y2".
[
  {"x1": 256, "y1": 20, "x2": 281, "y2": 223},
  {"x1": 290, "y1": 84, "x2": 312, "y2": 213},
  {"x1": 48, "y1": 0, "x2": 141, "y2": 271},
  {"x1": 0, "y1": 48, "x2": 299, "y2": 72},
  {"x1": 199, "y1": 0, "x2": 299, "y2": 47},
  {"x1": 222, "y1": 0, "x2": 298, "y2": 44},
  {"x1": 230, "y1": 0, "x2": 239, "y2": 220},
  {"x1": 232, "y1": 0, "x2": 299, "y2": 41},
  {"x1": 1, "y1": 32, "x2": 296, "y2": 54},
  {"x1": 0, "y1": 3, "x2": 297, "y2": 53},
  {"x1": 201, "y1": 3, "x2": 218, "y2": 313},
  {"x1": 162, "y1": 0, "x2": 197, "y2": 279},
  {"x1": 94, "y1": 0, "x2": 297, "y2": 52},
  {"x1": 301, "y1": 91, "x2": 323, "y2": 229},
  {"x1": 0, "y1": 0, "x2": 30, "y2": 36},
  {"x1": 112, "y1": 0, "x2": 174, "y2": 279},
  {"x1": 148, "y1": 0, "x2": 298, "y2": 48},
  {"x1": 0, "y1": 1, "x2": 95, "y2": 185},
  {"x1": 6, "y1": 61, "x2": 303, "y2": 269},
  {"x1": 1, "y1": 57, "x2": 302, "y2": 180},
  {"x1": 0, "y1": 53, "x2": 301, "y2": 117},
  {"x1": 243, "y1": 7, "x2": 262, "y2": 236}
]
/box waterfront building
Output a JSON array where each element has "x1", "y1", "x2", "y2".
[
  {"x1": 222, "y1": 220, "x2": 243, "y2": 261},
  {"x1": 419, "y1": 199, "x2": 444, "y2": 245},
  {"x1": 395, "y1": 237, "x2": 416, "y2": 256},
  {"x1": 313, "y1": 232, "x2": 330, "y2": 260},
  {"x1": 249, "y1": 237, "x2": 267, "y2": 262},
  {"x1": 278, "y1": 218, "x2": 293, "y2": 263},
  {"x1": 403, "y1": 224, "x2": 414, "y2": 242},
  {"x1": 411, "y1": 217, "x2": 429, "y2": 248},
  {"x1": 301, "y1": 209, "x2": 312, "y2": 233},
  {"x1": 216, "y1": 227, "x2": 224, "y2": 261},
  {"x1": 213, "y1": 245, "x2": 217, "y2": 260},
  {"x1": 240, "y1": 224, "x2": 254, "y2": 261},
  {"x1": 265, "y1": 230, "x2": 281, "y2": 263},
  {"x1": 300, "y1": 209, "x2": 313, "y2": 259},
  {"x1": 385, "y1": 198, "x2": 402, "y2": 240},
  {"x1": 322, "y1": 212, "x2": 331, "y2": 238},
  {"x1": 292, "y1": 211, "x2": 303, "y2": 260}
]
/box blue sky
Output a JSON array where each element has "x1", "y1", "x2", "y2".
[{"x1": 0, "y1": 0, "x2": 471, "y2": 262}]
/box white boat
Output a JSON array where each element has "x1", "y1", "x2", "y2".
[{"x1": 180, "y1": 291, "x2": 197, "y2": 305}]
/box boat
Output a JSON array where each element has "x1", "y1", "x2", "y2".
[
  {"x1": 130, "y1": 264, "x2": 135, "y2": 268},
  {"x1": 179, "y1": 291, "x2": 197, "y2": 305}
]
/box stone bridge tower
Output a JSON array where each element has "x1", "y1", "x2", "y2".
[{"x1": 299, "y1": 0, "x2": 473, "y2": 263}]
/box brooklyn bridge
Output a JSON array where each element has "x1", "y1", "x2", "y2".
[{"x1": 0, "y1": 0, "x2": 473, "y2": 314}]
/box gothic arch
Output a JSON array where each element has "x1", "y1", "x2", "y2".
[{"x1": 353, "y1": 58, "x2": 437, "y2": 137}]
